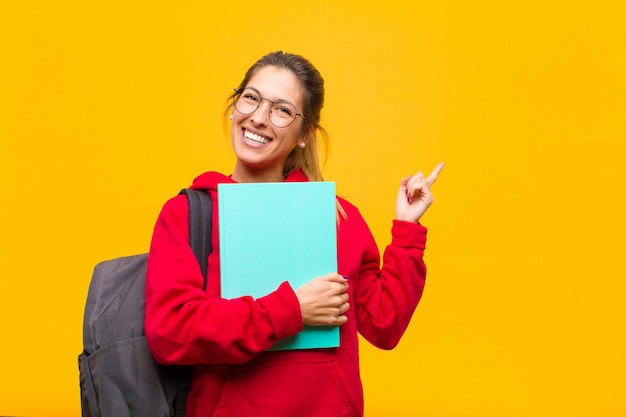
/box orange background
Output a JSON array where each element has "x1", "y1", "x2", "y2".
[{"x1": 1, "y1": 1, "x2": 625, "y2": 416}]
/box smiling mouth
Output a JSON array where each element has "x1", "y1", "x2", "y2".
[{"x1": 244, "y1": 129, "x2": 271, "y2": 144}]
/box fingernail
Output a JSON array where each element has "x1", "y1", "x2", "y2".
[{"x1": 342, "y1": 275, "x2": 349, "y2": 280}]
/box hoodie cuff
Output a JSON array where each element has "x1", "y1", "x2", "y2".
[
  {"x1": 391, "y1": 220, "x2": 427, "y2": 249},
  {"x1": 257, "y1": 281, "x2": 304, "y2": 341}
]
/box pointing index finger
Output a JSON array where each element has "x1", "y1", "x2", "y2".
[{"x1": 426, "y1": 162, "x2": 445, "y2": 187}]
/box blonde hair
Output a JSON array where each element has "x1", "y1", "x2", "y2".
[{"x1": 283, "y1": 129, "x2": 328, "y2": 182}]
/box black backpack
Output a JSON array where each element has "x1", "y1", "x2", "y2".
[{"x1": 78, "y1": 188, "x2": 212, "y2": 417}]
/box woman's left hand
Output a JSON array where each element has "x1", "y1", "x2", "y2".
[{"x1": 395, "y1": 162, "x2": 445, "y2": 223}]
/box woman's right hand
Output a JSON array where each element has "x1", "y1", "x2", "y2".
[{"x1": 295, "y1": 273, "x2": 350, "y2": 326}]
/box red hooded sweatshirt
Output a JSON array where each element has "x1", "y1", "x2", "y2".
[{"x1": 145, "y1": 169, "x2": 427, "y2": 417}]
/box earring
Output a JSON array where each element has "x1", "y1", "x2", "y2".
[
  {"x1": 229, "y1": 115, "x2": 234, "y2": 120},
  {"x1": 299, "y1": 142, "x2": 306, "y2": 148}
]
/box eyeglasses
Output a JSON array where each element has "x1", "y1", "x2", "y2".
[{"x1": 233, "y1": 88, "x2": 305, "y2": 128}]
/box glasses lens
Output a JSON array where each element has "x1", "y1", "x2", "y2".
[
  {"x1": 270, "y1": 103, "x2": 297, "y2": 128},
  {"x1": 235, "y1": 90, "x2": 260, "y2": 114}
]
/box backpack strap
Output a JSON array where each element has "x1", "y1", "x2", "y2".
[{"x1": 179, "y1": 188, "x2": 212, "y2": 290}]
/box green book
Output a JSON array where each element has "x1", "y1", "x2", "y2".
[{"x1": 217, "y1": 181, "x2": 340, "y2": 350}]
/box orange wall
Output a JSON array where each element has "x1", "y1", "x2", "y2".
[{"x1": 1, "y1": 1, "x2": 625, "y2": 416}]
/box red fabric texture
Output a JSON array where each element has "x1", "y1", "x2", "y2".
[{"x1": 145, "y1": 169, "x2": 428, "y2": 417}]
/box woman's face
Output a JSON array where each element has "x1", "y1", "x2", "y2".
[{"x1": 230, "y1": 65, "x2": 306, "y2": 182}]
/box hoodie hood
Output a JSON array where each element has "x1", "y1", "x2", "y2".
[{"x1": 189, "y1": 168, "x2": 309, "y2": 192}]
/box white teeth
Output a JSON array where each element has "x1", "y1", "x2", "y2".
[{"x1": 244, "y1": 130, "x2": 270, "y2": 144}]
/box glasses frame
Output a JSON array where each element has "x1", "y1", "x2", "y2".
[{"x1": 233, "y1": 88, "x2": 306, "y2": 128}]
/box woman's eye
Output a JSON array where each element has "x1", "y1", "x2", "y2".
[
  {"x1": 243, "y1": 94, "x2": 259, "y2": 102},
  {"x1": 276, "y1": 106, "x2": 293, "y2": 116}
]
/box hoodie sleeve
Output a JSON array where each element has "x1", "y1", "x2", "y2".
[
  {"x1": 145, "y1": 194, "x2": 303, "y2": 366},
  {"x1": 347, "y1": 205, "x2": 427, "y2": 350}
]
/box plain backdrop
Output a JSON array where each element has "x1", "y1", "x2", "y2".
[{"x1": 1, "y1": 1, "x2": 625, "y2": 416}]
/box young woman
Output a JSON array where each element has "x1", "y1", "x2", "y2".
[{"x1": 145, "y1": 51, "x2": 444, "y2": 417}]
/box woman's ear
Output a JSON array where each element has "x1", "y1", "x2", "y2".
[{"x1": 301, "y1": 126, "x2": 318, "y2": 147}]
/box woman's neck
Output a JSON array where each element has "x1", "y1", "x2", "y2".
[{"x1": 231, "y1": 163, "x2": 284, "y2": 183}]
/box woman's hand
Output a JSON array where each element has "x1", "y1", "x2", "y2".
[
  {"x1": 295, "y1": 273, "x2": 350, "y2": 326},
  {"x1": 396, "y1": 162, "x2": 445, "y2": 223}
]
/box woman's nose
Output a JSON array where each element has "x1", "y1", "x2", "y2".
[{"x1": 250, "y1": 99, "x2": 272, "y2": 125}]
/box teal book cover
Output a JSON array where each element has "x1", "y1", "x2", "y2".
[{"x1": 217, "y1": 181, "x2": 339, "y2": 350}]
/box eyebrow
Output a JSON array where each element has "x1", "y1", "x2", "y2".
[{"x1": 243, "y1": 86, "x2": 297, "y2": 107}]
